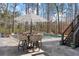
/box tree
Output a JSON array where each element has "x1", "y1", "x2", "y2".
[
  {"x1": 54, "y1": 3, "x2": 60, "y2": 34},
  {"x1": 25, "y1": 3, "x2": 30, "y2": 32},
  {"x1": 36, "y1": 3, "x2": 39, "y2": 15},
  {"x1": 46, "y1": 3, "x2": 50, "y2": 33},
  {"x1": 0, "y1": 3, "x2": 11, "y2": 33},
  {"x1": 74, "y1": 3, "x2": 78, "y2": 17},
  {"x1": 11, "y1": 3, "x2": 18, "y2": 33},
  {"x1": 59, "y1": 3, "x2": 65, "y2": 33},
  {"x1": 25, "y1": 3, "x2": 30, "y2": 14}
]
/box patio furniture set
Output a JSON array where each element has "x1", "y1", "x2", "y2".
[{"x1": 16, "y1": 32, "x2": 43, "y2": 52}]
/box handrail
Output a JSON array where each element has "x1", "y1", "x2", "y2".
[
  {"x1": 62, "y1": 22, "x2": 73, "y2": 34},
  {"x1": 62, "y1": 17, "x2": 76, "y2": 34},
  {"x1": 61, "y1": 15, "x2": 79, "y2": 44}
]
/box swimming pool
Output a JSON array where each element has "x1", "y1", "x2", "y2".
[
  {"x1": 42, "y1": 33, "x2": 61, "y2": 42},
  {"x1": 43, "y1": 32, "x2": 62, "y2": 38}
]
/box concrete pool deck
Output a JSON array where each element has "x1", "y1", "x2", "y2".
[
  {"x1": 0, "y1": 37, "x2": 46, "y2": 56},
  {"x1": 0, "y1": 36, "x2": 79, "y2": 56},
  {"x1": 42, "y1": 37, "x2": 79, "y2": 56}
]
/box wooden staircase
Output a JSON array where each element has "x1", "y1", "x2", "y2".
[{"x1": 60, "y1": 15, "x2": 79, "y2": 48}]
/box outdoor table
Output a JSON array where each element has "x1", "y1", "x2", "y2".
[
  {"x1": 19, "y1": 32, "x2": 33, "y2": 49},
  {"x1": 17, "y1": 32, "x2": 42, "y2": 51},
  {"x1": 17, "y1": 33, "x2": 31, "y2": 51}
]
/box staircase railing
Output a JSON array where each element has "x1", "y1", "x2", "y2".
[{"x1": 61, "y1": 16, "x2": 79, "y2": 45}]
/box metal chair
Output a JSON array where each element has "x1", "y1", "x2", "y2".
[
  {"x1": 17, "y1": 33, "x2": 28, "y2": 51},
  {"x1": 30, "y1": 34, "x2": 42, "y2": 51}
]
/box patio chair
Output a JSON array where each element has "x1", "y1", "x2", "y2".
[
  {"x1": 30, "y1": 34, "x2": 42, "y2": 51},
  {"x1": 17, "y1": 33, "x2": 28, "y2": 51},
  {"x1": 36, "y1": 34, "x2": 42, "y2": 49}
]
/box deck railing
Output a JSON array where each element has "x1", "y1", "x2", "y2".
[{"x1": 61, "y1": 15, "x2": 79, "y2": 45}]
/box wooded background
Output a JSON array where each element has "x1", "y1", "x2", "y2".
[{"x1": 0, "y1": 3, "x2": 78, "y2": 34}]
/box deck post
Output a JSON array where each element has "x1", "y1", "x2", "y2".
[{"x1": 60, "y1": 34, "x2": 64, "y2": 45}]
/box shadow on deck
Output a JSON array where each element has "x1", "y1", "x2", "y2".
[
  {"x1": 0, "y1": 46, "x2": 28, "y2": 56},
  {"x1": 1, "y1": 40, "x2": 79, "y2": 56},
  {"x1": 0, "y1": 45, "x2": 48, "y2": 56},
  {"x1": 41, "y1": 40, "x2": 79, "y2": 56}
]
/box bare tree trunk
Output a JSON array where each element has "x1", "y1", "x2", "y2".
[
  {"x1": 43, "y1": 4, "x2": 44, "y2": 18},
  {"x1": 61, "y1": 12, "x2": 63, "y2": 34},
  {"x1": 25, "y1": 3, "x2": 30, "y2": 14},
  {"x1": 74, "y1": 3, "x2": 77, "y2": 17},
  {"x1": 55, "y1": 4, "x2": 60, "y2": 34},
  {"x1": 12, "y1": 3, "x2": 17, "y2": 33},
  {"x1": 36, "y1": 3, "x2": 39, "y2": 15},
  {"x1": 47, "y1": 3, "x2": 50, "y2": 33},
  {"x1": 25, "y1": 4, "x2": 27, "y2": 14},
  {"x1": 6, "y1": 3, "x2": 10, "y2": 33},
  {"x1": 27, "y1": 3, "x2": 30, "y2": 14}
]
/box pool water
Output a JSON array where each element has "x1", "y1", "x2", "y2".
[
  {"x1": 43, "y1": 36, "x2": 53, "y2": 39},
  {"x1": 43, "y1": 33, "x2": 62, "y2": 38},
  {"x1": 42, "y1": 34, "x2": 61, "y2": 42}
]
